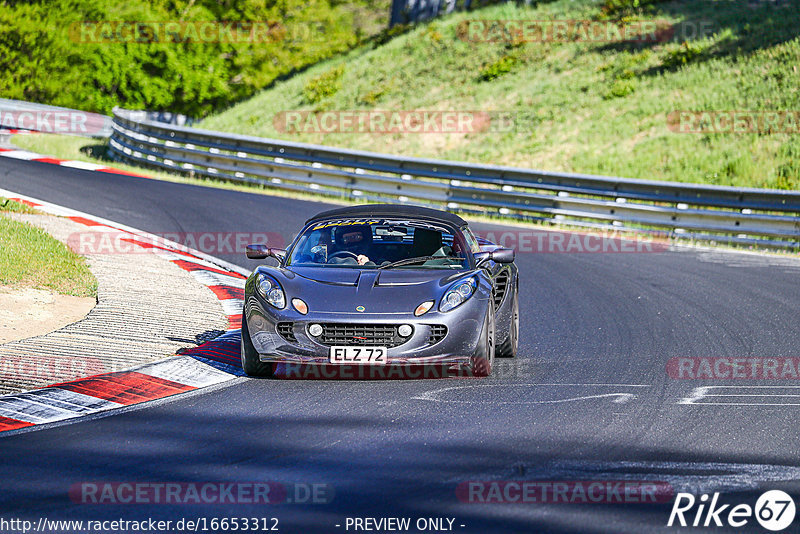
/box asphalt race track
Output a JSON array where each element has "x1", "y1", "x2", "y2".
[{"x1": 2, "y1": 157, "x2": 800, "y2": 533}]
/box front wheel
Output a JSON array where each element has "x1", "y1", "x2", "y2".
[
  {"x1": 241, "y1": 315, "x2": 274, "y2": 377},
  {"x1": 471, "y1": 305, "x2": 495, "y2": 377},
  {"x1": 496, "y1": 289, "x2": 518, "y2": 358}
]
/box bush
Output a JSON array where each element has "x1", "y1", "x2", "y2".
[
  {"x1": 359, "y1": 81, "x2": 393, "y2": 105},
  {"x1": 0, "y1": 0, "x2": 379, "y2": 117},
  {"x1": 662, "y1": 41, "x2": 708, "y2": 69},
  {"x1": 479, "y1": 54, "x2": 518, "y2": 81},
  {"x1": 599, "y1": 0, "x2": 664, "y2": 18},
  {"x1": 598, "y1": 50, "x2": 648, "y2": 98},
  {"x1": 302, "y1": 65, "x2": 345, "y2": 104},
  {"x1": 603, "y1": 78, "x2": 637, "y2": 98}
]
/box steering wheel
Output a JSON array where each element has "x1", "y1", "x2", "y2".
[{"x1": 328, "y1": 251, "x2": 359, "y2": 262}]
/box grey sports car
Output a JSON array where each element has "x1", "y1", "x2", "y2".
[{"x1": 241, "y1": 204, "x2": 518, "y2": 377}]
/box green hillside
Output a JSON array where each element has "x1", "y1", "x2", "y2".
[
  {"x1": 0, "y1": 0, "x2": 388, "y2": 117},
  {"x1": 201, "y1": 0, "x2": 800, "y2": 189}
]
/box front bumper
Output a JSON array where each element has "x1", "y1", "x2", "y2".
[{"x1": 243, "y1": 295, "x2": 487, "y2": 367}]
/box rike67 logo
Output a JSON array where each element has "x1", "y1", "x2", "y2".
[{"x1": 668, "y1": 490, "x2": 796, "y2": 531}]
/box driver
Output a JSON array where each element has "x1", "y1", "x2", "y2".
[{"x1": 334, "y1": 225, "x2": 373, "y2": 266}]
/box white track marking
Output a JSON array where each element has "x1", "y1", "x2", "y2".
[
  {"x1": 695, "y1": 251, "x2": 800, "y2": 273},
  {"x1": 149, "y1": 251, "x2": 194, "y2": 262},
  {"x1": 137, "y1": 357, "x2": 236, "y2": 388},
  {"x1": 189, "y1": 270, "x2": 246, "y2": 289},
  {"x1": 0, "y1": 390, "x2": 120, "y2": 424},
  {"x1": 0, "y1": 389, "x2": 123, "y2": 424},
  {"x1": 17, "y1": 388, "x2": 122, "y2": 413},
  {"x1": 219, "y1": 299, "x2": 244, "y2": 316},
  {"x1": 58, "y1": 160, "x2": 107, "y2": 171},
  {"x1": 680, "y1": 385, "x2": 800, "y2": 406},
  {"x1": 413, "y1": 383, "x2": 648, "y2": 404},
  {"x1": 0, "y1": 150, "x2": 40, "y2": 160},
  {"x1": 0, "y1": 398, "x2": 76, "y2": 423}
]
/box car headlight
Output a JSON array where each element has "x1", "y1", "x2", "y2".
[
  {"x1": 256, "y1": 273, "x2": 286, "y2": 309},
  {"x1": 439, "y1": 277, "x2": 477, "y2": 312}
]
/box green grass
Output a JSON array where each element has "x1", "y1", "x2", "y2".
[
  {"x1": 0, "y1": 198, "x2": 97, "y2": 297},
  {"x1": 0, "y1": 197, "x2": 38, "y2": 214},
  {"x1": 197, "y1": 0, "x2": 800, "y2": 190}
]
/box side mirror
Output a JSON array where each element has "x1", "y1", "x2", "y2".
[
  {"x1": 246, "y1": 245, "x2": 287, "y2": 262},
  {"x1": 490, "y1": 248, "x2": 515, "y2": 264},
  {"x1": 475, "y1": 248, "x2": 515, "y2": 266},
  {"x1": 246, "y1": 244, "x2": 269, "y2": 259}
]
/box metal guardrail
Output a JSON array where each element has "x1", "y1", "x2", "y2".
[
  {"x1": 389, "y1": 0, "x2": 509, "y2": 27},
  {"x1": 390, "y1": 0, "x2": 464, "y2": 27},
  {"x1": 109, "y1": 108, "x2": 800, "y2": 249},
  {"x1": 108, "y1": 109, "x2": 195, "y2": 128}
]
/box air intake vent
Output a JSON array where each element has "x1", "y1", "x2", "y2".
[
  {"x1": 493, "y1": 270, "x2": 509, "y2": 310},
  {"x1": 277, "y1": 322, "x2": 296, "y2": 343},
  {"x1": 427, "y1": 325, "x2": 447, "y2": 345},
  {"x1": 319, "y1": 324, "x2": 407, "y2": 347}
]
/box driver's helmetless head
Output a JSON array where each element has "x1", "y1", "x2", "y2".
[
  {"x1": 336, "y1": 225, "x2": 372, "y2": 252},
  {"x1": 341, "y1": 230, "x2": 365, "y2": 245}
]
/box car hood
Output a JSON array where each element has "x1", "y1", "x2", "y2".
[{"x1": 267, "y1": 266, "x2": 474, "y2": 315}]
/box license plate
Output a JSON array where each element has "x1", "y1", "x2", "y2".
[{"x1": 329, "y1": 346, "x2": 387, "y2": 364}]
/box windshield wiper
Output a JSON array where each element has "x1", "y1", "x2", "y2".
[{"x1": 378, "y1": 255, "x2": 464, "y2": 270}]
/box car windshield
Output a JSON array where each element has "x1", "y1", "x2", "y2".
[{"x1": 287, "y1": 219, "x2": 470, "y2": 269}]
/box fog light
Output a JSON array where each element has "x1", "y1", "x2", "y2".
[
  {"x1": 398, "y1": 324, "x2": 413, "y2": 337},
  {"x1": 308, "y1": 323, "x2": 323, "y2": 337},
  {"x1": 292, "y1": 298, "x2": 308, "y2": 315}
]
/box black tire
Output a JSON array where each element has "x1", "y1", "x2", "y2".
[
  {"x1": 471, "y1": 305, "x2": 495, "y2": 377},
  {"x1": 240, "y1": 316, "x2": 274, "y2": 377},
  {"x1": 496, "y1": 288, "x2": 518, "y2": 358}
]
